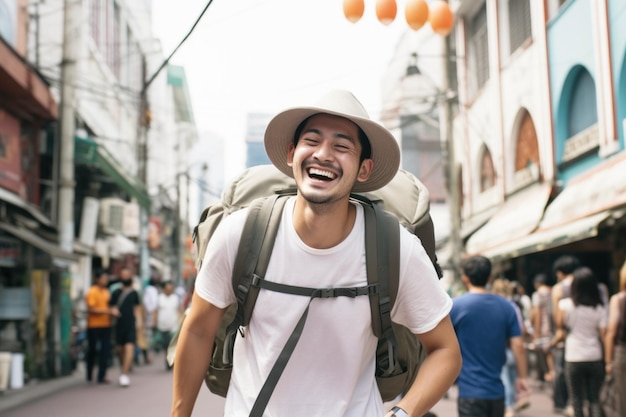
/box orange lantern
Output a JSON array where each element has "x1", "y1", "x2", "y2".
[
  {"x1": 376, "y1": 0, "x2": 397, "y2": 25},
  {"x1": 343, "y1": 0, "x2": 365, "y2": 23},
  {"x1": 428, "y1": 0, "x2": 454, "y2": 36},
  {"x1": 405, "y1": 0, "x2": 429, "y2": 31}
]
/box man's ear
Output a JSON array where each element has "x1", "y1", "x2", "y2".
[
  {"x1": 356, "y1": 159, "x2": 373, "y2": 184},
  {"x1": 287, "y1": 143, "x2": 295, "y2": 167},
  {"x1": 461, "y1": 275, "x2": 470, "y2": 288}
]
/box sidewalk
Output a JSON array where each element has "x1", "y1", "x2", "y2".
[{"x1": 0, "y1": 368, "x2": 84, "y2": 415}]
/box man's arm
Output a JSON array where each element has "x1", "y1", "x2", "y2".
[
  {"x1": 551, "y1": 283, "x2": 562, "y2": 324},
  {"x1": 388, "y1": 315, "x2": 461, "y2": 417},
  {"x1": 171, "y1": 292, "x2": 226, "y2": 417},
  {"x1": 85, "y1": 290, "x2": 116, "y2": 315},
  {"x1": 510, "y1": 335, "x2": 529, "y2": 396},
  {"x1": 605, "y1": 295, "x2": 619, "y2": 374},
  {"x1": 134, "y1": 298, "x2": 145, "y2": 331}
]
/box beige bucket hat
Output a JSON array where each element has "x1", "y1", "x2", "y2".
[{"x1": 264, "y1": 89, "x2": 401, "y2": 193}]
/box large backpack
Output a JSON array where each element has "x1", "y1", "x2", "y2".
[{"x1": 175, "y1": 164, "x2": 441, "y2": 412}]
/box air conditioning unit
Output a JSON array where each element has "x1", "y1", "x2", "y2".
[{"x1": 99, "y1": 198, "x2": 126, "y2": 235}]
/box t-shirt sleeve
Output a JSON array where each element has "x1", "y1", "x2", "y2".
[
  {"x1": 110, "y1": 289, "x2": 119, "y2": 306},
  {"x1": 132, "y1": 291, "x2": 140, "y2": 306},
  {"x1": 531, "y1": 292, "x2": 540, "y2": 308},
  {"x1": 508, "y1": 301, "x2": 522, "y2": 338},
  {"x1": 194, "y1": 209, "x2": 248, "y2": 308},
  {"x1": 392, "y1": 226, "x2": 453, "y2": 334},
  {"x1": 599, "y1": 305, "x2": 608, "y2": 328},
  {"x1": 85, "y1": 288, "x2": 96, "y2": 308}
]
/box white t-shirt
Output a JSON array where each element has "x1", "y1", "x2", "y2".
[
  {"x1": 143, "y1": 285, "x2": 159, "y2": 314},
  {"x1": 195, "y1": 197, "x2": 452, "y2": 417},
  {"x1": 157, "y1": 293, "x2": 181, "y2": 332},
  {"x1": 559, "y1": 298, "x2": 607, "y2": 362}
]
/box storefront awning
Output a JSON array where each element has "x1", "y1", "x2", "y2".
[
  {"x1": 460, "y1": 206, "x2": 497, "y2": 240},
  {"x1": 541, "y1": 153, "x2": 626, "y2": 228},
  {"x1": 93, "y1": 234, "x2": 139, "y2": 259},
  {"x1": 482, "y1": 211, "x2": 611, "y2": 260},
  {"x1": 0, "y1": 37, "x2": 57, "y2": 121},
  {"x1": 0, "y1": 222, "x2": 79, "y2": 262},
  {"x1": 466, "y1": 182, "x2": 553, "y2": 257},
  {"x1": 0, "y1": 188, "x2": 54, "y2": 228},
  {"x1": 75, "y1": 137, "x2": 150, "y2": 210}
]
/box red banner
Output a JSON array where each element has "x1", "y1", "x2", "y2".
[{"x1": 148, "y1": 216, "x2": 163, "y2": 250}]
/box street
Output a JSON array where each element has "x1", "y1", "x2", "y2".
[
  {"x1": 2, "y1": 353, "x2": 225, "y2": 417},
  {"x1": 429, "y1": 381, "x2": 561, "y2": 417},
  {"x1": 1, "y1": 351, "x2": 565, "y2": 417}
]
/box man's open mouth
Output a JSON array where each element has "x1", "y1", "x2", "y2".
[{"x1": 307, "y1": 168, "x2": 337, "y2": 181}]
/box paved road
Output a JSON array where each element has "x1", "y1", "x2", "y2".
[
  {"x1": 2, "y1": 352, "x2": 565, "y2": 417},
  {"x1": 2, "y1": 353, "x2": 225, "y2": 417},
  {"x1": 428, "y1": 381, "x2": 562, "y2": 417}
]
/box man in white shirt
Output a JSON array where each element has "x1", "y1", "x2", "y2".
[
  {"x1": 171, "y1": 90, "x2": 462, "y2": 417},
  {"x1": 154, "y1": 281, "x2": 182, "y2": 370}
]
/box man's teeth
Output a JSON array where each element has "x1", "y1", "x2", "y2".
[{"x1": 308, "y1": 168, "x2": 336, "y2": 180}]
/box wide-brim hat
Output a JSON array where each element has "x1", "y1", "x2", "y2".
[{"x1": 264, "y1": 89, "x2": 400, "y2": 193}]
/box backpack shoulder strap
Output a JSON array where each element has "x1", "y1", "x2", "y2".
[
  {"x1": 360, "y1": 198, "x2": 401, "y2": 377},
  {"x1": 231, "y1": 193, "x2": 290, "y2": 327},
  {"x1": 361, "y1": 199, "x2": 400, "y2": 337}
]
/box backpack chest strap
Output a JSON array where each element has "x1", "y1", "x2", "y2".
[{"x1": 250, "y1": 274, "x2": 378, "y2": 299}]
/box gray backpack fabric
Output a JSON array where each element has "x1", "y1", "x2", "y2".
[{"x1": 176, "y1": 164, "x2": 441, "y2": 414}]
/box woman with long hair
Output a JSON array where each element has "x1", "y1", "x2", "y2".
[
  {"x1": 554, "y1": 267, "x2": 607, "y2": 417},
  {"x1": 604, "y1": 260, "x2": 626, "y2": 415}
]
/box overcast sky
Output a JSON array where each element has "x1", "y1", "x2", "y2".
[{"x1": 152, "y1": 0, "x2": 407, "y2": 176}]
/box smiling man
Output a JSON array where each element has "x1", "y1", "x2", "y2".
[{"x1": 171, "y1": 90, "x2": 461, "y2": 417}]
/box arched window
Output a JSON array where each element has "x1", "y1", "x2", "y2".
[
  {"x1": 515, "y1": 111, "x2": 539, "y2": 171},
  {"x1": 480, "y1": 148, "x2": 496, "y2": 192},
  {"x1": 567, "y1": 69, "x2": 597, "y2": 137}
]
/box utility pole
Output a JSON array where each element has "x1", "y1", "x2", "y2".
[
  {"x1": 57, "y1": 0, "x2": 81, "y2": 376},
  {"x1": 175, "y1": 142, "x2": 182, "y2": 285},
  {"x1": 59, "y1": 0, "x2": 79, "y2": 253},
  {"x1": 439, "y1": 32, "x2": 462, "y2": 283},
  {"x1": 137, "y1": 58, "x2": 150, "y2": 286}
]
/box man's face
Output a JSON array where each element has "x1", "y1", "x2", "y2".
[
  {"x1": 287, "y1": 113, "x2": 372, "y2": 205},
  {"x1": 120, "y1": 269, "x2": 133, "y2": 286},
  {"x1": 97, "y1": 274, "x2": 108, "y2": 287}
]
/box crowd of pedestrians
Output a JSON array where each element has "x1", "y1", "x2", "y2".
[
  {"x1": 83, "y1": 267, "x2": 184, "y2": 388},
  {"x1": 447, "y1": 253, "x2": 626, "y2": 417}
]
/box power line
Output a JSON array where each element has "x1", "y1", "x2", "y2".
[{"x1": 143, "y1": 0, "x2": 216, "y2": 93}]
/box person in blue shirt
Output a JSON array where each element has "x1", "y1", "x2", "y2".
[{"x1": 450, "y1": 255, "x2": 530, "y2": 417}]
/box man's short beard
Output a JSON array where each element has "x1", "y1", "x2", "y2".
[{"x1": 299, "y1": 190, "x2": 348, "y2": 213}]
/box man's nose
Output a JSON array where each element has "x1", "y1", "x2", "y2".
[{"x1": 312, "y1": 140, "x2": 333, "y2": 160}]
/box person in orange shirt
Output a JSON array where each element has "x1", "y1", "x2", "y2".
[{"x1": 85, "y1": 269, "x2": 120, "y2": 383}]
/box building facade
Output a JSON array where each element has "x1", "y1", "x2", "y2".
[
  {"x1": 0, "y1": 0, "x2": 197, "y2": 382},
  {"x1": 450, "y1": 0, "x2": 625, "y2": 290}
]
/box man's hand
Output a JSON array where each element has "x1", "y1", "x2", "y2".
[{"x1": 110, "y1": 306, "x2": 121, "y2": 317}]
